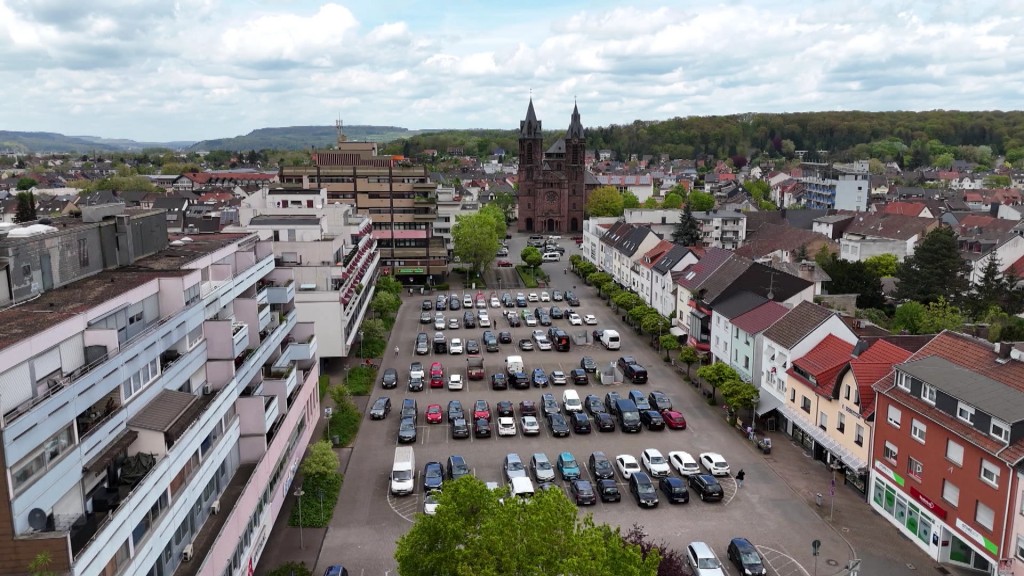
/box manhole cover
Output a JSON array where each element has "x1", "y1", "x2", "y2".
[
  {"x1": 841, "y1": 527, "x2": 850, "y2": 532},
  {"x1": 826, "y1": 559, "x2": 839, "y2": 567}
]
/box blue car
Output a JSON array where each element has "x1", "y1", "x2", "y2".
[
  {"x1": 557, "y1": 451, "x2": 581, "y2": 480},
  {"x1": 531, "y1": 368, "x2": 549, "y2": 388}
]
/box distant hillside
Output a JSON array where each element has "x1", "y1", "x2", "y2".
[
  {"x1": 189, "y1": 125, "x2": 424, "y2": 151},
  {"x1": 0, "y1": 131, "x2": 194, "y2": 153}
]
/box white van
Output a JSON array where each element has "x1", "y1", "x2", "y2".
[
  {"x1": 507, "y1": 476, "x2": 535, "y2": 499},
  {"x1": 542, "y1": 252, "x2": 561, "y2": 262},
  {"x1": 390, "y1": 446, "x2": 415, "y2": 496},
  {"x1": 562, "y1": 389, "x2": 583, "y2": 413},
  {"x1": 505, "y1": 355, "x2": 524, "y2": 376},
  {"x1": 600, "y1": 329, "x2": 621, "y2": 350}
]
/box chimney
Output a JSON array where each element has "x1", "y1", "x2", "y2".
[{"x1": 995, "y1": 341, "x2": 1013, "y2": 364}]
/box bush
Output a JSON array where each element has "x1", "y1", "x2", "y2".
[
  {"x1": 346, "y1": 365, "x2": 376, "y2": 396},
  {"x1": 318, "y1": 375, "x2": 330, "y2": 399},
  {"x1": 288, "y1": 472, "x2": 343, "y2": 527},
  {"x1": 434, "y1": 282, "x2": 450, "y2": 291},
  {"x1": 327, "y1": 385, "x2": 362, "y2": 446},
  {"x1": 267, "y1": 561, "x2": 312, "y2": 576},
  {"x1": 360, "y1": 337, "x2": 386, "y2": 358},
  {"x1": 515, "y1": 265, "x2": 539, "y2": 288}
]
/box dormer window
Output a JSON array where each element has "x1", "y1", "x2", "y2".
[
  {"x1": 957, "y1": 403, "x2": 975, "y2": 424},
  {"x1": 896, "y1": 372, "x2": 911, "y2": 391},
  {"x1": 921, "y1": 384, "x2": 936, "y2": 405},
  {"x1": 991, "y1": 419, "x2": 1010, "y2": 443}
]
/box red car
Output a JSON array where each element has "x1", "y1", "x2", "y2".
[
  {"x1": 473, "y1": 399, "x2": 491, "y2": 421},
  {"x1": 661, "y1": 409, "x2": 687, "y2": 430},
  {"x1": 430, "y1": 362, "x2": 444, "y2": 388},
  {"x1": 497, "y1": 260, "x2": 513, "y2": 267},
  {"x1": 425, "y1": 404, "x2": 443, "y2": 424}
]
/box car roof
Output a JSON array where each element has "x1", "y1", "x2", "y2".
[
  {"x1": 688, "y1": 541, "x2": 716, "y2": 557},
  {"x1": 559, "y1": 451, "x2": 575, "y2": 460},
  {"x1": 730, "y1": 537, "x2": 756, "y2": 550}
]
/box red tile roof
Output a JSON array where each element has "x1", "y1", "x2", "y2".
[
  {"x1": 1007, "y1": 254, "x2": 1024, "y2": 277},
  {"x1": 640, "y1": 240, "x2": 674, "y2": 270},
  {"x1": 849, "y1": 340, "x2": 912, "y2": 418},
  {"x1": 789, "y1": 334, "x2": 855, "y2": 397},
  {"x1": 881, "y1": 202, "x2": 928, "y2": 217},
  {"x1": 730, "y1": 301, "x2": 789, "y2": 335}
]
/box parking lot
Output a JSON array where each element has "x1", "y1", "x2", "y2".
[{"x1": 321, "y1": 236, "x2": 852, "y2": 576}]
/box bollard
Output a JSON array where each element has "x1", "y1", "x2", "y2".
[{"x1": 815, "y1": 492, "x2": 823, "y2": 506}]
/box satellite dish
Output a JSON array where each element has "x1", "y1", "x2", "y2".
[{"x1": 28, "y1": 508, "x2": 47, "y2": 531}]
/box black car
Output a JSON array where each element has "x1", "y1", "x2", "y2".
[
  {"x1": 511, "y1": 371, "x2": 530, "y2": 390},
  {"x1": 566, "y1": 292, "x2": 580, "y2": 306},
  {"x1": 421, "y1": 300, "x2": 432, "y2": 311},
  {"x1": 541, "y1": 393, "x2": 559, "y2": 417},
  {"x1": 648, "y1": 390, "x2": 673, "y2": 411},
  {"x1": 474, "y1": 418, "x2": 492, "y2": 438},
  {"x1": 516, "y1": 295, "x2": 528, "y2": 308},
  {"x1": 594, "y1": 412, "x2": 616, "y2": 432},
  {"x1": 423, "y1": 462, "x2": 444, "y2": 492},
  {"x1": 491, "y1": 373, "x2": 508, "y2": 390},
  {"x1": 484, "y1": 336, "x2": 499, "y2": 353},
  {"x1": 570, "y1": 480, "x2": 596, "y2": 505},
  {"x1": 622, "y1": 363, "x2": 648, "y2": 384},
  {"x1": 688, "y1": 474, "x2": 725, "y2": 502},
  {"x1": 449, "y1": 297, "x2": 461, "y2": 311},
  {"x1": 584, "y1": 394, "x2": 606, "y2": 415},
  {"x1": 446, "y1": 455, "x2": 471, "y2": 481},
  {"x1": 547, "y1": 413, "x2": 570, "y2": 437},
  {"x1": 398, "y1": 417, "x2": 417, "y2": 443},
  {"x1": 518, "y1": 339, "x2": 534, "y2": 351},
  {"x1": 630, "y1": 472, "x2": 659, "y2": 508},
  {"x1": 369, "y1": 396, "x2": 391, "y2": 420},
  {"x1": 450, "y1": 418, "x2": 470, "y2": 439},
  {"x1": 629, "y1": 390, "x2": 652, "y2": 410},
  {"x1": 401, "y1": 398, "x2": 417, "y2": 422},
  {"x1": 496, "y1": 400, "x2": 514, "y2": 417},
  {"x1": 640, "y1": 410, "x2": 665, "y2": 430},
  {"x1": 498, "y1": 331, "x2": 513, "y2": 344},
  {"x1": 447, "y1": 400, "x2": 465, "y2": 422},
  {"x1": 507, "y1": 314, "x2": 521, "y2": 327},
  {"x1": 408, "y1": 376, "x2": 424, "y2": 392},
  {"x1": 465, "y1": 339, "x2": 481, "y2": 354},
  {"x1": 589, "y1": 452, "x2": 615, "y2": 479},
  {"x1": 538, "y1": 314, "x2": 551, "y2": 326},
  {"x1": 616, "y1": 355, "x2": 638, "y2": 371},
  {"x1": 381, "y1": 368, "x2": 398, "y2": 389},
  {"x1": 605, "y1": 392, "x2": 623, "y2": 414},
  {"x1": 463, "y1": 314, "x2": 476, "y2": 329},
  {"x1": 728, "y1": 538, "x2": 767, "y2": 575},
  {"x1": 549, "y1": 306, "x2": 564, "y2": 319},
  {"x1": 570, "y1": 368, "x2": 589, "y2": 385},
  {"x1": 531, "y1": 368, "x2": 549, "y2": 388},
  {"x1": 580, "y1": 356, "x2": 598, "y2": 373},
  {"x1": 501, "y1": 293, "x2": 514, "y2": 307},
  {"x1": 659, "y1": 477, "x2": 689, "y2": 504},
  {"x1": 570, "y1": 412, "x2": 591, "y2": 434},
  {"x1": 519, "y1": 400, "x2": 538, "y2": 417},
  {"x1": 597, "y1": 478, "x2": 621, "y2": 502}
]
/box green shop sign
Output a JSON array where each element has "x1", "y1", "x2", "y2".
[{"x1": 398, "y1": 268, "x2": 425, "y2": 274}]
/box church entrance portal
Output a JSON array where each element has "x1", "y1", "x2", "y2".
[
  {"x1": 525, "y1": 218, "x2": 534, "y2": 231},
  {"x1": 546, "y1": 219, "x2": 557, "y2": 232},
  {"x1": 570, "y1": 218, "x2": 579, "y2": 232}
]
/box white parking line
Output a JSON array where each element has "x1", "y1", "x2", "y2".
[
  {"x1": 385, "y1": 473, "x2": 420, "y2": 524},
  {"x1": 758, "y1": 546, "x2": 811, "y2": 576}
]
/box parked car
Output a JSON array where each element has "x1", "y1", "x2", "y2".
[
  {"x1": 580, "y1": 356, "x2": 598, "y2": 373},
  {"x1": 557, "y1": 451, "x2": 581, "y2": 480},
  {"x1": 662, "y1": 409, "x2": 688, "y2": 429},
  {"x1": 401, "y1": 398, "x2": 417, "y2": 422},
  {"x1": 686, "y1": 542, "x2": 726, "y2": 576},
  {"x1": 381, "y1": 368, "x2": 398, "y2": 389},
  {"x1": 519, "y1": 400, "x2": 538, "y2": 417},
  {"x1": 497, "y1": 416, "x2": 517, "y2": 436},
  {"x1": 497, "y1": 260, "x2": 513, "y2": 267},
  {"x1": 629, "y1": 472, "x2": 659, "y2": 508},
  {"x1": 447, "y1": 373, "x2": 464, "y2": 391},
  {"x1": 669, "y1": 451, "x2": 701, "y2": 476},
  {"x1": 659, "y1": 477, "x2": 689, "y2": 504},
  {"x1": 518, "y1": 339, "x2": 534, "y2": 351},
  {"x1": 503, "y1": 453, "x2": 527, "y2": 481},
  {"x1": 570, "y1": 412, "x2": 591, "y2": 434},
  {"x1": 648, "y1": 391, "x2": 673, "y2": 411},
  {"x1": 530, "y1": 453, "x2": 556, "y2": 482},
  {"x1": 498, "y1": 331, "x2": 513, "y2": 344},
  {"x1": 520, "y1": 415, "x2": 540, "y2": 435},
  {"x1": 597, "y1": 478, "x2": 621, "y2": 502},
  {"x1": 511, "y1": 370, "x2": 530, "y2": 389},
  {"x1": 423, "y1": 462, "x2": 444, "y2": 492},
  {"x1": 491, "y1": 372, "x2": 508, "y2": 390},
  {"x1": 628, "y1": 389, "x2": 652, "y2": 410},
  {"x1": 727, "y1": 538, "x2": 767, "y2": 575},
  {"x1": 641, "y1": 448, "x2": 671, "y2": 477},
  {"x1": 541, "y1": 393, "x2": 559, "y2": 416},
  {"x1": 547, "y1": 413, "x2": 570, "y2": 437},
  {"x1": 398, "y1": 417, "x2": 417, "y2": 443},
  {"x1": 447, "y1": 400, "x2": 465, "y2": 422},
  {"x1": 450, "y1": 417, "x2": 470, "y2": 439},
  {"x1": 688, "y1": 474, "x2": 725, "y2": 502},
  {"x1": 568, "y1": 312, "x2": 583, "y2": 325},
  {"x1": 616, "y1": 454, "x2": 642, "y2": 479},
  {"x1": 594, "y1": 412, "x2": 616, "y2": 432},
  {"x1": 449, "y1": 338, "x2": 464, "y2": 354},
  {"x1": 570, "y1": 368, "x2": 589, "y2": 385},
  {"x1": 589, "y1": 451, "x2": 615, "y2": 480},
  {"x1": 473, "y1": 418, "x2": 492, "y2": 438},
  {"x1": 583, "y1": 314, "x2": 597, "y2": 325},
  {"x1": 446, "y1": 455, "x2": 471, "y2": 480},
  {"x1": 495, "y1": 400, "x2": 514, "y2": 417},
  {"x1": 369, "y1": 396, "x2": 391, "y2": 420},
  {"x1": 473, "y1": 399, "x2": 491, "y2": 421},
  {"x1": 570, "y1": 479, "x2": 597, "y2": 505},
  {"x1": 531, "y1": 368, "x2": 549, "y2": 388},
  {"x1": 425, "y1": 403, "x2": 443, "y2": 424},
  {"x1": 585, "y1": 394, "x2": 606, "y2": 415},
  {"x1": 550, "y1": 370, "x2": 568, "y2": 386},
  {"x1": 640, "y1": 410, "x2": 666, "y2": 431},
  {"x1": 465, "y1": 339, "x2": 480, "y2": 354},
  {"x1": 408, "y1": 375, "x2": 424, "y2": 392},
  {"x1": 699, "y1": 452, "x2": 731, "y2": 476}
]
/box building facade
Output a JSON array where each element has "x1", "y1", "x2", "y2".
[
  {"x1": 516, "y1": 100, "x2": 589, "y2": 234},
  {"x1": 0, "y1": 209, "x2": 320, "y2": 576}
]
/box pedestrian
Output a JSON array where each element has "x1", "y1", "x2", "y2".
[
  {"x1": 394, "y1": 346, "x2": 400, "y2": 357},
  {"x1": 736, "y1": 469, "x2": 745, "y2": 488},
  {"x1": 746, "y1": 425, "x2": 755, "y2": 441}
]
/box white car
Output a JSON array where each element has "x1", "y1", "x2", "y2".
[
  {"x1": 699, "y1": 452, "x2": 731, "y2": 477},
  {"x1": 567, "y1": 313, "x2": 583, "y2": 325},
  {"x1": 447, "y1": 373, "x2": 464, "y2": 391},
  {"x1": 490, "y1": 297, "x2": 501, "y2": 308},
  {"x1": 641, "y1": 448, "x2": 671, "y2": 477},
  {"x1": 497, "y1": 417, "x2": 517, "y2": 436},
  {"x1": 668, "y1": 451, "x2": 701, "y2": 476},
  {"x1": 520, "y1": 415, "x2": 540, "y2": 435},
  {"x1": 423, "y1": 493, "x2": 439, "y2": 516},
  {"x1": 528, "y1": 292, "x2": 539, "y2": 302},
  {"x1": 583, "y1": 314, "x2": 598, "y2": 325},
  {"x1": 532, "y1": 331, "x2": 552, "y2": 351},
  {"x1": 615, "y1": 454, "x2": 642, "y2": 480},
  {"x1": 550, "y1": 370, "x2": 568, "y2": 386},
  {"x1": 463, "y1": 294, "x2": 474, "y2": 307},
  {"x1": 409, "y1": 363, "x2": 425, "y2": 380},
  {"x1": 524, "y1": 315, "x2": 538, "y2": 327},
  {"x1": 479, "y1": 315, "x2": 491, "y2": 328},
  {"x1": 540, "y1": 291, "x2": 551, "y2": 302},
  {"x1": 449, "y1": 338, "x2": 464, "y2": 354}
]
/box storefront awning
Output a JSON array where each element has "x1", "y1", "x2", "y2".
[
  {"x1": 669, "y1": 326, "x2": 687, "y2": 338},
  {"x1": 779, "y1": 403, "x2": 867, "y2": 472},
  {"x1": 755, "y1": 394, "x2": 782, "y2": 417}
]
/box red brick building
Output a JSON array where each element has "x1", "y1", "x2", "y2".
[{"x1": 871, "y1": 332, "x2": 1024, "y2": 574}]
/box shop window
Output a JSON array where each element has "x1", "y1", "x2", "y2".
[
  {"x1": 976, "y1": 501, "x2": 995, "y2": 530},
  {"x1": 884, "y1": 442, "x2": 898, "y2": 464},
  {"x1": 887, "y1": 405, "x2": 901, "y2": 428},
  {"x1": 907, "y1": 457, "x2": 923, "y2": 480},
  {"x1": 943, "y1": 480, "x2": 960, "y2": 506},
  {"x1": 946, "y1": 440, "x2": 964, "y2": 466},
  {"x1": 981, "y1": 460, "x2": 1000, "y2": 488},
  {"x1": 911, "y1": 419, "x2": 927, "y2": 443}
]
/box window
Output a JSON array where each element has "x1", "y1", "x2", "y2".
[
  {"x1": 981, "y1": 460, "x2": 1000, "y2": 488},
  {"x1": 790, "y1": 388, "x2": 796, "y2": 402},
  {"x1": 946, "y1": 440, "x2": 964, "y2": 466},
  {"x1": 78, "y1": 238, "x2": 90, "y2": 267},
  {"x1": 957, "y1": 403, "x2": 975, "y2": 424},
  {"x1": 911, "y1": 419, "x2": 927, "y2": 443},
  {"x1": 942, "y1": 480, "x2": 960, "y2": 506},
  {"x1": 896, "y1": 372, "x2": 910, "y2": 391},
  {"x1": 884, "y1": 442, "x2": 898, "y2": 463},
  {"x1": 801, "y1": 396, "x2": 811, "y2": 413},
  {"x1": 907, "y1": 457, "x2": 923, "y2": 480},
  {"x1": 185, "y1": 284, "x2": 201, "y2": 306},
  {"x1": 991, "y1": 420, "x2": 1010, "y2": 443},
  {"x1": 1017, "y1": 535, "x2": 1024, "y2": 561},
  {"x1": 11, "y1": 425, "x2": 75, "y2": 492},
  {"x1": 976, "y1": 501, "x2": 995, "y2": 531},
  {"x1": 837, "y1": 412, "x2": 846, "y2": 433},
  {"x1": 818, "y1": 412, "x2": 828, "y2": 430},
  {"x1": 844, "y1": 384, "x2": 851, "y2": 400},
  {"x1": 121, "y1": 359, "x2": 161, "y2": 401},
  {"x1": 921, "y1": 384, "x2": 936, "y2": 404},
  {"x1": 855, "y1": 424, "x2": 864, "y2": 446},
  {"x1": 887, "y1": 405, "x2": 902, "y2": 428}
]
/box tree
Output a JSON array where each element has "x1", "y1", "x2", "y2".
[
  {"x1": 452, "y1": 211, "x2": 501, "y2": 276},
  {"x1": 892, "y1": 301, "x2": 927, "y2": 334},
  {"x1": 671, "y1": 204, "x2": 702, "y2": 246},
  {"x1": 863, "y1": 253, "x2": 899, "y2": 278},
  {"x1": 662, "y1": 193, "x2": 683, "y2": 209},
  {"x1": 521, "y1": 246, "x2": 543, "y2": 271},
  {"x1": 814, "y1": 245, "x2": 834, "y2": 267},
  {"x1": 267, "y1": 562, "x2": 311, "y2": 576},
  {"x1": 781, "y1": 139, "x2": 796, "y2": 158},
  {"x1": 586, "y1": 185, "x2": 625, "y2": 217},
  {"x1": 793, "y1": 244, "x2": 809, "y2": 262},
  {"x1": 479, "y1": 203, "x2": 508, "y2": 238},
  {"x1": 27, "y1": 552, "x2": 59, "y2": 576},
  {"x1": 15, "y1": 177, "x2": 37, "y2": 190},
  {"x1": 696, "y1": 362, "x2": 741, "y2": 403},
  {"x1": 370, "y1": 291, "x2": 401, "y2": 318},
  {"x1": 587, "y1": 271, "x2": 612, "y2": 288},
  {"x1": 628, "y1": 305, "x2": 656, "y2": 328},
  {"x1": 376, "y1": 275, "x2": 403, "y2": 296},
  {"x1": 395, "y1": 476, "x2": 657, "y2": 576},
  {"x1": 895, "y1": 227, "x2": 969, "y2": 304},
  {"x1": 641, "y1": 196, "x2": 660, "y2": 208},
  {"x1": 641, "y1": 314, "x2": 670, "y2": 337},
  {"x1": 893, "y1": 297, "x2": 963, "y2": 334},
  {"x1": 720, "y1": 378, "x2": 759, "y2": 420},
  {"x1": 659, "y1": 335, "x2": 681, "y2": 359},
  {"x1": 687, "y1": 190, "x2": 715, "y2": 211},
  {"x1": 621, "y1": 524, "x2": 687, "y2": 576},
  {"x1": 820, "y1": 257, "x2": 886, "y2": 309},
  {"x1": 14, "y1": 191, "x2": 36, "y2": 223},
  {"x1": 622, "y1": 191, "x2": 640, "y2": 209},
  {"x1": 677, "y1": 346, "x2": 700, "y2": 378},
  {"x1": 612, "y1": 292, "x2": 645, "y2": 312},
  {"x1": 970, "y1": 255, "x2": 1009, "y2": 319},
  {"x1": 359, "y1": 318, "x2": 387, "y2": 342},
  {"x1": 300, "y1": 440, "x2": 340, "y2": 477}
]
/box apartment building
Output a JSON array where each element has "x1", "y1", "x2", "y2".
[
  {"x1": 278, "y1": 139, "x2": 445, "y2": 284},
  {"x1": 871, "y1": 334, "x2": 1024, "y2": 575},
  {"x1": 0, "y1": 207, "x2": 320, "y2": 576},
  {"x1": 691, "y1": 209, "x2": 747, "y2": 250},
  {"x1": 433, "y1": 185, "x2": 481, "y2": 257},
  {"x1": 234, "y1": 186, "x2": 377, "y2": 358},
  {"x1": 798, "y1": 162, "x2": 870, "y2": 211}
]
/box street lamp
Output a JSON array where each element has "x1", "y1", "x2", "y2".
[
  {"x1": 294, "y1": 486, "x2": 305, "y2": 549},
  {"x1": 358, "y1": 330, "x2": 364, "y2": 358},
  {"x1": 317, "y1": 488, "x2": 325, "y2": 519},
  {"x1": 324, "y1": 407, "x2": 333, "y2": 445}
]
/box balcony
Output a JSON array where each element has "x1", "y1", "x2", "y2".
[
  {"x1": 231, "y1": 322, "x2": 250, "y2": 358},
  {"x1": 282, "y1": 334, "x2": 317, "y2": 363},
  {"x1": 264, "y1": 279, "x2": 295, "y2": 305},
  {"x1": 171, "y1": 463, "x2": 256, "y2": 576},
  {"x1": 412, "y1": 195, "x2": 436, "y2": 204},
  {"x1": 263, "y1": 363, "x2": 298, "y2": 398},
  {"x1": 258, "y1": 304, "x2": 272, "y2": 331}
]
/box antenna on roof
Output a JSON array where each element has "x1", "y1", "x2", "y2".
[
  {"x1": 336, "y1": 117, "x2": 346, "y2": 145},
  {"x1": 767, "y1": 271, "x2": 775, "y2": 301}
]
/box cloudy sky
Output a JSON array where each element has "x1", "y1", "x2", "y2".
[{"x1": 0, "y1": 0, "x2": 1021, "y2": 142}]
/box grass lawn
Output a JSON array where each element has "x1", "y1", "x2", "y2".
[{"x1": 515, "y1": 265, "x2": 539, "y2": 288}]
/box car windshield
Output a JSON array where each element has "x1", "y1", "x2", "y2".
[
  {"x1": 563, "y1": 457, "x2": 577, "y2": 468},
  {"x1": 426, "y1": 468, "x2": 442, "y2": 479},
  {"x1": 637, "y1": 483, "x2": 655, "y2": 494},
  {"x1": 508, "y1": 461, "x2": 524, "y2": 472},
  {"x1": 536, "y1": 460, "x2": 551, "y2": 470},
  {"x1": 649, "y1": 454, "x2": 665, "y2": 464},
  {"x1": 623, "y1": 412, "x2": 640, "y2": 424},
  {"x1": 393, "y1": 470, "x2": 412, "y2": 481},
  {"x1": 453, "y1": 463, "x2": 469, "y2": 475},
  {"x1": 740, "y1": 551, "x2": 762, "y2": 565},
  {"x1": 400, "y1": 420, "x2": 415, "y2": 431},
  {"x1": 698, "y1": 558, "x2": 721, "y2": 569}
]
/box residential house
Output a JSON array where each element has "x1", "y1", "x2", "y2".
[
  {"x1": 878, "y1": 202, "x2": 935, "y2": 219},
  {"x1": 632, "y1": 240, "x2": 674, "y2": 310},
  {"x1": 581, "y1": 218, "x2": 617, "y2": 268},
  {"x1": 673, "y1": 248, "x2": 739, "y2": 353},
  {"x1": 690, "y1": 209, "x2": 747, "y2": 249},
  {"x1": 736, "y1": 222, "x2": 834, "y2": 264},
  {"x1": 799, "y1": 163, "x2": 871, "y2": 211},
  {"x1": 730, "y1": 300, "x2": 789, "y2": 386},
  {"x1": 871, "y1": 334, "x2": 1024, "y2": 575},
  {"x1": 957, "y1": 215, "x2": 1024, "y2": 284},
  {"x1": 151, "y1": 197, "x2": 189, "y2": 232},
  {"x1": 709, "y1": 292, "x2": 767, "y2": 366},
  {"x1": 608, "y1": 224, "x2": 660, "y2": 289},
  {"x1": 839, "y1": 213, "x2": 938, "y2": 262},
  {"x1": 650, "y1": 245, "x2": 699, "y2": 321},
  {"x1": 812, "y1": 214, "x2": 855, "y2": 240},
  {"x1": 595, "y1": 174, "x2": 655, "y2": 202}
]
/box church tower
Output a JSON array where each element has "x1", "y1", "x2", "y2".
[
  {"x1": 565, "y1": 102, "x2": 586, "y2": 233},
  {"x1": 517, "y1": 99, "x2": 543, "y2": 232}
]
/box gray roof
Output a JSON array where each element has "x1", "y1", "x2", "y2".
[
  {"x1": 546, "y1": 138, "x2": 566, "y2": 155},
  {"x1": 584, "y1": 171, "x2": 602, "y2": 185},
  {"x1": 615, "y1": 225, "x2": 656, "y2": 257},
  {"x1": 712, "y1": 291, "x2": 768, "y2": 320},
  {"x1": 250, "y1": 215, "x2": 320, "y2": 227},
  {"x1": 698, "y1": 257, "x2": 753, "y2": 303},
  {"x1": 652, "y1": 245, "x2": 693, "y2": 275},
  {"x1": 898, "y1": 356, "x2": 1024, "y2": 423},
  {"x1": 129, "y1": 390, "x2": 197, "y2": 432}
]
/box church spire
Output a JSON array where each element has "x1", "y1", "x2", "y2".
[
  {"x1": 520, "y1": 98, "x2": 541, "y2": 137},
  {"x1": 565, "y1": 100, "x2": 583, "y2": 139}
]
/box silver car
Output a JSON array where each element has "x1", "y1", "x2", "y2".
[{"x1": 531, "y1": 453, "x2": 556, "y2": 482}]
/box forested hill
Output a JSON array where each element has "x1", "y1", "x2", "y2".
[
  {"x1": 189, "y1": 125, "x2": 423, "y2": 151},
  {"x1": 379, "y1": 110, "x2": 1024, "y2": 165}
]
